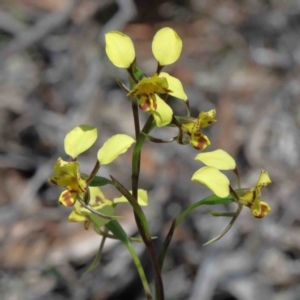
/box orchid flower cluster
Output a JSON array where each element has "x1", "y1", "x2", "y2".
[{"x1": 48, "y1": 28, "x2": 271, "y2": 300}]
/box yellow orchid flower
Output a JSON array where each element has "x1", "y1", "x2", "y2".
[
  {"x1": 105, "y1": 27, "x2": 187, "y2": 127},
  {"x1": 235, "y1": 171, "x2": 271, "y2": 218},
  {"x1": 192, "y1": 150, "x2": 272, "y2": 218},
  {"x1": 49, "y1": 125, "x2": 136, "y2": 207},
  {"x1": 127, "y1": 74, "x2": 172, "y2": 111},
  {"x1": 68, "y1": 187, "x2": 114, "y2": 230},
  {"x1": 180, "y1": 109, "x2": 217, "y2": 150},
  {"x1": 49, "y1": 158, "x2": 87, "y2": 207}
]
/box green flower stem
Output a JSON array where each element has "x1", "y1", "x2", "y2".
[
  {"x1": 128, "y1": 66, "x2": 163, "y2": 299},
  {"x1": 111, "y1": 176, "x2": 164, "y2": 300},
  {"x1": 185, "y1": 99, "x2": 191, "y2": 117},
  {"x1": 156, "y1": 63, "x2": 164, "y2": 75},
  {"x1": 129, "y1": 69, "x2": 142, "y2": 197},
  {"x1": 128, "y1": 65, "x2": 139, "y2": 83},
  {"x1": 233, "y1": 168, "x2": 241, "y2": 189},
  {"x1": 131, "y1": 95, "x2": 140, "y2": 140},
  {"x1": 106, "y1": 221, "x2": 152, "y2": 300},
  {"x1": 132, "y1": 116, "x2": 155, "y2": 192},
  {"x1": 229, "y1": 186, "x2": 240, "y2": 202},
  {"x1": 85, "y1": 161, "x2": 101, "y2": 185}
]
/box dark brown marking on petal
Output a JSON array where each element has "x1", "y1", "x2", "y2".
[
  {"x1": 207, "y1": 121, "x2": 213, "y2": 125},
  {"x1": 61, "y1": 191, "x2": 74, "y2": 207},
  {"x1": 244, "y1": 202, "x2": 252, "y2": 208},
  {"x1": 254, "y1": 213, "x2": 264, "y2": 219},
  {"x1": 193, "y1": 136, "x2": 206, "y2": 150},
  {"x1": 140, "y1": 101, "x2": 150, "y2": 111},
  {"x1": 95, "y1": 196, "x2": 104, "y2": 203},
  {"x1": 255, "y1": 203, "x2": 269, "y2": 218},
  {"x1": 50, "y1": 179, "x2": 57, "y2": 185},
  {"x1": 71, "y1": 177, "x2": 77, "y2": 183},
  {"x1": 252, "y1": 191, "x2": 256, "y2": 203},
  {"x1": 163, "y1": 88, "x2": 172, "y2": 93}
]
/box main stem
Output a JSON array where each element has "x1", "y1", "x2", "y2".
[{"x1": 131, "y1": 111, "x2": 164, "y2": 300}]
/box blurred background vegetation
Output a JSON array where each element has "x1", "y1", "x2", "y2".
[{"x1": 0, "y1": 0, "x2": 300, "y2": 299}]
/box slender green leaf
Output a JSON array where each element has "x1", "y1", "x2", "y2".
[
  {"x1": 176, "y1": 195, "x2": 234, "y2": 226},
  {"x1": 106, "y1": 221, "x2": 152, "y2": 298},
  {"x1": 158, "y1": 194, "x2": 236, "y2": 274},
  {"x1": 84, "y1": 233, "x2": 107, "y2": 274}
]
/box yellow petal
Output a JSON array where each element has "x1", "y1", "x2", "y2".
[
  {"x1": 52, "y1": 158, "x2": 76, "y2": 177},
  {"x1": 97, "y1": 134, "x2": 135, "y2": 165},
  {"x1": 199, "y1": 109, "x2": 217, "y2": 128},
  {"x1": 160, "y1": 72, "x2": 187, "y2": 101},
  {"x1": 190, "y1": 133, "x2": 211, "y2": 150},
  {"x1": 250, "y1": 199, "x2": 261, "y2": 217},
  {"x1": 256, "y1": 170, "x2": 272, "y2": 191},
  {"x1": 58, "y1": 190, "x2": 77, "y2": 207},
  {"x1": 235, "y1": 188, "x2": 254, "y2": 206},
  {"x1": 152, "y1": 27, "x2": 182, "y2": 66},
  {"x1": 68, "y1": 210, "x2": 87, "y2": 222},
  {"x1": 49, "y1": 159, "x2": 86, "y2": 192},
  {"x1": 195, "y1": 149, "x2": 236, "y2": 170},
  {"x1": 89, "y1": 187, "x2": 112, "y2": 206},
  {"x1": 105, "y1": 31, "x2": 135, "y2": 68},
  {"x1": 191, "y1": 166, "x2": 230, "y2": 198},
  {"x1": 128, "y1": 74, "x2": 171, "y2": 97},
  {"x1": 64, "y1": 125, "x2": 98, "y2": 159},
  {"x1": 152, "y1": 95, "x2": 173, "y2": 127},
  {"x1": 114, "y1": 189, "x2": 148, "y2": 206},
  {"x1": 181, "y1": 120, "x2": 195, "y2": 133},
  {"x1": 252, "y1": 201, "x2": 271, "y2": 218}
]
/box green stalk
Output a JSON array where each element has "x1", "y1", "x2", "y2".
[
  {"x1": 131, "y1": 116, "x2": 166, "y2": 300},
  {"x1": 132, "y1": 116, "x2": 155, "y2": 193},
  {"x1": 85, "y1": 161, "x2": 101, "y2": 185},
  {"x1": 233, "y1": 168, "x2": 241, "y2": 189},
  {"x1": 111, "y1": 176, "x2": 164, "y2": 300},
  {"x1": 128, "y1": 63, "x2": 164, "y2": 299}
]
